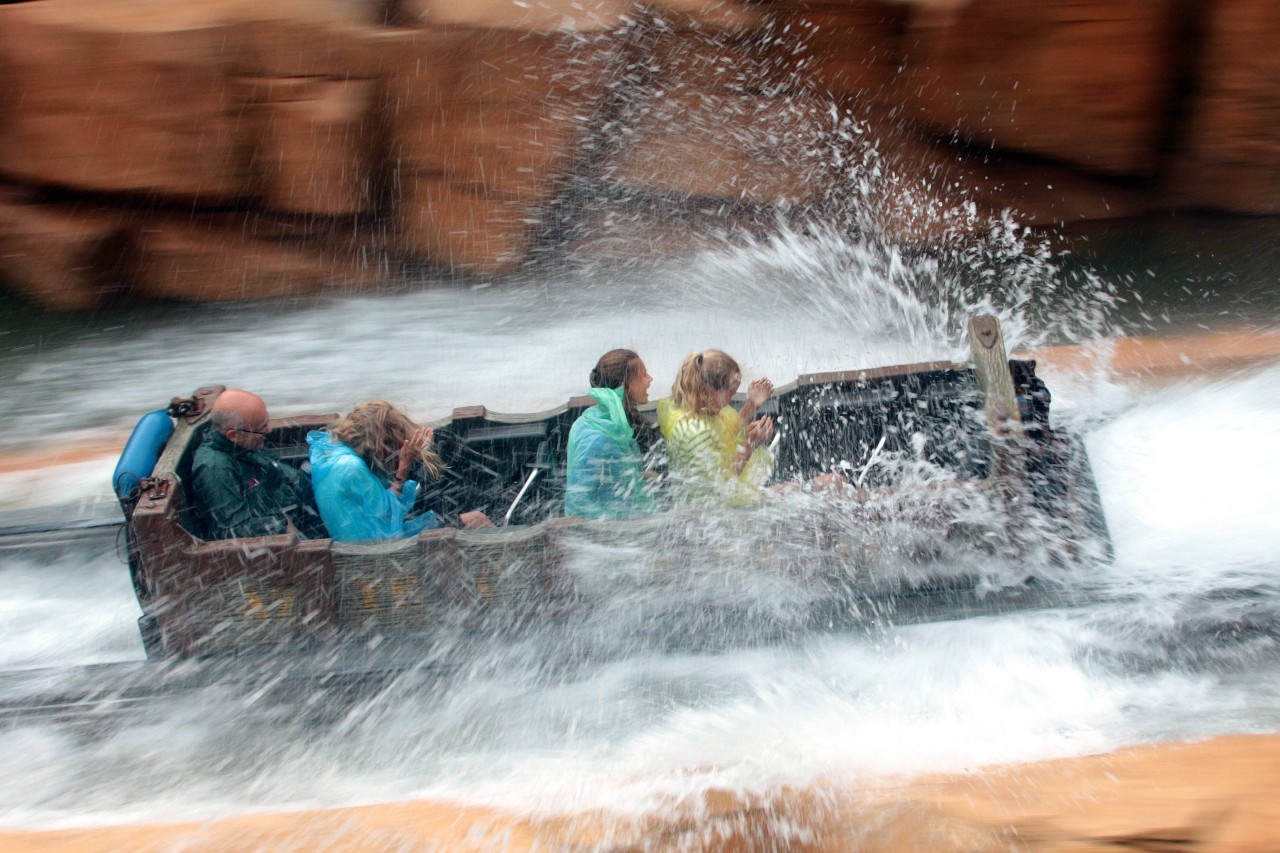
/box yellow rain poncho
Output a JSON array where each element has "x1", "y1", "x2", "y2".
[{"x1": 656, "y1": 398, "x2": 773, "y2": 506}]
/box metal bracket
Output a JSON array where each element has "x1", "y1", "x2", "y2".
[{"x1": 139, "y1": 476, "x2": 169, "y2": 502}]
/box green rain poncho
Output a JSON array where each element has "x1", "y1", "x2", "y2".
[{"x1": 564, "y1": 386, "x2": 654, "y2": 519}]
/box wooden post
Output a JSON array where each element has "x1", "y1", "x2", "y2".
[{"x1": 968, "y1": 315, "x2": 1023, "y2": 487}]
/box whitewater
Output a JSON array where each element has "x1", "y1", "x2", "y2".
[{"x1": 0, "y1": 225, "x2": 1278, "y2": 831}]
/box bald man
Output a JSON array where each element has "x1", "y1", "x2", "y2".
[{"x1": 190, "y1": 389, "x2": 323, "y2": 540}]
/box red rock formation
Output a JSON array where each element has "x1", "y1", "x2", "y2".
[
  {"x1": 245, "y1": 77, "x2": 382, "y2": 217},
  {"x1": 0, "y1": 189, "x2": 131, "y2": 310},
  {"x1": 589, "y1": 5, "x2": 838, "y2": 246},
  {"x1": 1, "y1": 0, "x2": 1278, "y2": 308},
  {"x1": 394, "y1": 0, "x2": 630, "y2": 30},
  {"x1": 386, "y1": 26, "x2": 619, "y2": 272},
  {"x1": 776, "y1": 0, "x2": 908, "y2": 104},
  {"x1": 1171, "y1": 0, "x2": 1280, "y2": 213},
  {"x1": 0, "y1": 1, "x2": 256, "y2": 202},
  {"x1": 129, "y1": 211, "x2": 384, "y2": 302},
  {"x1": 897, "y1": 0, "x2": 1180, "y2": 177}
]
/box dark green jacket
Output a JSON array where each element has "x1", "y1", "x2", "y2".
[{"x1": 190, "y1": 429, "x2": 323, "y2": 540}]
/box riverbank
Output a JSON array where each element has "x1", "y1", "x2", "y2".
[{"x1": 3, "y1": 733, "x2": 1276, "y2": 851}]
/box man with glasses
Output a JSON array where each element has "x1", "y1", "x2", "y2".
[{"x1": 191, "y1": 388, "x2": 324, "y2": 540}]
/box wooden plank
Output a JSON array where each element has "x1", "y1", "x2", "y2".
[
  {"x1": 969, "y1": 315, "x2": 1019, "y2": 429},
  {"x1": 968, "y1": 315, "x2": 1023, "y2": 491}
]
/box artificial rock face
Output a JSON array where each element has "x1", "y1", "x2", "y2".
[
  {"x1": 895, "y1": 0, "x2": 1181, "y2": 178},
  {"x1": 2, "y1": 0, "x2": 1279, "y2": 308}
]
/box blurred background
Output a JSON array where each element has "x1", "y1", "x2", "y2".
[{"x1": 0, "y1": 0, "x2": 1275, "y2": 310}]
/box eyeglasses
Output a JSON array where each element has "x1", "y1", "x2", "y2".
[{"x1": 233, "y1": 427, "x2": 271, "y2": 437}]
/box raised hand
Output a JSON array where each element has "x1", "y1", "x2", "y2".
[
  {"x1": 746, "y1": 415, "x2": 775, "y2": 449},
  {"x1": 395, "y1": 427, "x2": 433, "y2": 485},
  {"x1": 746, "y1": 377, "x2": 774, "y2": 408}
]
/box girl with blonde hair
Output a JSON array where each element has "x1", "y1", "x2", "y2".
[
  {"x1": 657, "y1": 350, "x2": 777, "y2": 505},
  {"x1": 308, "y1": 400, "x2": 489, "y2": 541}
]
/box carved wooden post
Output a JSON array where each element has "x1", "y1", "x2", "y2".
[{"x1": 968, "y1": 315, "x2": 1024, "y2": 489}]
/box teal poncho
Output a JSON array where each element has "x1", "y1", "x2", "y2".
[
  {"x1": 307, "y1": 430, "x2": 439, "y2": 541},
  {"x1": 564, "y1": 386, "x2": 654, "y2": 520}
]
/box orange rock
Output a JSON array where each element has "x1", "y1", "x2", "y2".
[
  {"x1": 395, "y1": 101, "x2": 589, "y2": 199},
  {"x1": 386, "y1": 27, "x2": 617, "y2": 266},
  {"x1": 394, "y1": 178, "x2": 538, "y2": 273},
  {"x1": 229, "y1": 10, "x2": 413, "y2": 78},
  {"x1": 394, "y1": 0, "x2": 631, "y2": 31},
  {"x1": 1169, "y1": 0, "x2": 1280, "y2": 213},
  {"x1": 897, "y1": 0, "x2": 1179, "y2": 178},
  {"x1": 0, "y1": 0, "x2": 256, "y2": 201},
  {"x1": 605, "y1": 90, "x2": 832, "y2": 205},
  {"x1": 129, "y1": 211, "x2": 386, "y2": 302},
  {"x1": 244, "y1": 77, "x2": 382, "y2": 215},
  {"x1": 0, "y1": 190, "x2": 132, "y2": 311},
  {"x1": 780, "y1": 1, "x2": 909, "y2": 103},
  {"x1": 633, "y1": 21, "x2": 802, "y2": 98},
  {"x1": 392, "y1": 0, "x2": 762, "y2": 33},
  {"x1": 640, "y1": 0, "x2": 766, "y2": 33}
]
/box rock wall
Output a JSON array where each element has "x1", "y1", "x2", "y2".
[{"x1": 0, "y1": 0, "x2": 1277, "y2": 308}]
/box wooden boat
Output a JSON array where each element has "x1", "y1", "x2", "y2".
[{"x1": 114, "y1": 316, "x2": 1111, "y2": 659}]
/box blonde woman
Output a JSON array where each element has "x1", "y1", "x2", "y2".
[
  {"x1": 308, "y1": 401, "x2": 490, "y2": 542},
  {"x1": 656, "y1": 350, "x2": 776, "y2": 506}
]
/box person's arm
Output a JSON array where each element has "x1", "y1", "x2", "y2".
[
  {"x1": 335, "y1": 456, "x2": 423, "y2": 540},
  {"x1": 738, "y1": 377, "x2": 773, "y2": 426},
  {"x1": 732, "y1": 416, "x2": 775, "y2": 475},
  {"x1": 391, "y1": 427, "x2": 432, "y2": 496},
  {"x1": 565, "y1": 430, "x2": 608, "y2": 518}
]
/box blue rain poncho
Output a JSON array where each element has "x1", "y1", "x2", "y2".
[
  {"x1": 564, "y1": 386, "x2": 654, "y2": 519},
  {"x1": 307, "y1": 430, "x2": 439, "y2": 542}
]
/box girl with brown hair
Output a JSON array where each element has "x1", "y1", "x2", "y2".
[{"x1": 565, "y1": 349, "x2": 659, "y2": 519}]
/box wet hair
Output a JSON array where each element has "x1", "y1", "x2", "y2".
[
  {"x1": 330, "y1": 400, "x2": 445, "y2": 481},
  {"x1": 590, "y1": 348, "x2": 658, "y2": 452},
  {"x1": 670, "y1": 349, "x2": 740, "y2": 416}
]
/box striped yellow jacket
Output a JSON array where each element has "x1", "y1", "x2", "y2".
[{"x1": 656, "y1": 398, "x2": 773, "y2": 506}]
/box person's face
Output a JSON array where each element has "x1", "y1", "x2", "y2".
[
  {"x1": 226, "y1": 406, "x2": 270, "y2": 451},
  {"x1": 626, "y1": 357, "x2": 653, "y2": 405}
]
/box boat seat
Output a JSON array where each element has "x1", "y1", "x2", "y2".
[{"x1": 171, "y1": 422, "x2": 210, "y2": 539}]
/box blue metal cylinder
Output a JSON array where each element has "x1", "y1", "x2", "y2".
[{"x1": 113, "y1": 410, "x2": 175, "y2": 502}]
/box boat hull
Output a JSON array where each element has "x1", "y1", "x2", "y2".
[{"x1": 122, "y1": 349, "x2": 1110, "y2": 659}]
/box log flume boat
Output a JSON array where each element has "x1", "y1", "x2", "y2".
[{"x1": 104, "y1": 315, "x2": 1110, "y2": 662}]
